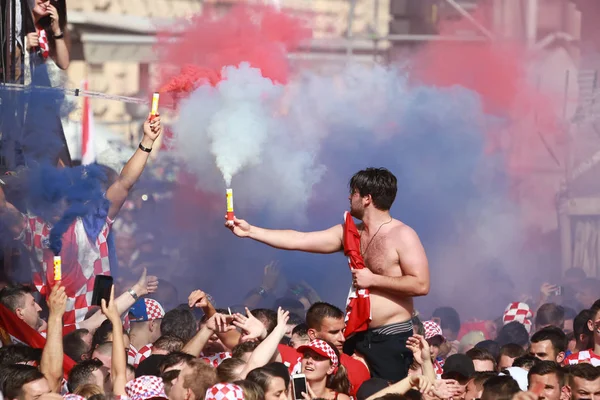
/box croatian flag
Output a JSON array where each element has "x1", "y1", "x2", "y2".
[{"x1": 81, "y1": 80, "x2": 95, "y2": 165}]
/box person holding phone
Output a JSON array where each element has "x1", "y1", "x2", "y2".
[
  {"x1": 26, "y1": 0, "x2": 69, "y2": 70},
  {"x1": 295, "y1": 339, "x2": 351, "y2": 400}
]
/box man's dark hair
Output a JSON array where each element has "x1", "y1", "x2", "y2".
[
  {"x1": 63, "y1": 329, "x2": 91, "y2": 362},
  {"x1": 158, "y1": 351, "x2": 195, "y2": 374},
  {"x1": 535, "y1": 303, "x2": 565, "y2": 329},
  {"x1": 91, "y1": 319, "x2": 113, "y2": 350},
  {"x1": 498, "y1": 343, "x2": 525, "y2": 361},
  {"x1": 512, "y1": 354, "x2": 539, "y2": 370},
  {"x1": 566, "y1": 363, "x2": 600, "y2": 385},
  {"x1": 292, "y1": 323, "x2": 309, "y2": 337},
  {"x1": 232, "y1": 341, "x2": 260, "y2": 359},
  {"x1": 348, "y1": 168, "x2": 397, "y2": 211},
  {"x1": 527, "y1": 361, "x2": 565, "y2": 387},
  {"x1": 153, "y1": 335, "x2": 185, "y2": 353},
  {"x1": 251, "y1": 309, "x2": 278, "y2": 335},
  {"x1": 247, "y1": 363, "x2": 291, "y2": 394},
  {"x1": 1, "y1": 364, "x2": 46, "y2": 400},
  {"x1": 573, "y1": 309, "x2": 593, "y2": 347},
  {"x1": 0, "y1": 344, "x2": 42, "y2": 366},
  {"x1": 431, "y1": 307, "x2": 461, "y2": 334},
  {"x1": 475, "y1": 341, "x2": 501, "y2": 360},
  {"x1": 264, "y1": 362, "x2": 291, "y2": 388},
  {"x1": 287, "y1": 313, "x2": 305, "y2": 326},
  {"x1": 470, "y1": 372, "x2": 498, "y2": 390},
  {"x1": 530, "y1": 326, "x2": 567, "y2": 355},
  {"x1": 481, "y1": 375, "x2": 521, "y2": 400},
  {"x1": 466, "y1": 348, "x2": 497, "y2": 371},
  {"x1": 306, "y1": 302, "x2": 344, "y2": 330},
  {"x1": 496, "y1": 321, "x2": 529, "y2": 347},
  {"x1": 0, "y1": 284, "x2": 32, "y2": 311},
  {"x1": 67, "y1": 359, "x2": 104, "y2": 393},
  {"x1": 161, "y1": 308, "x2": 197, "y2": 343}
]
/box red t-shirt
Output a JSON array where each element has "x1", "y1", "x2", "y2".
[
  {"x1": 340, "y1": 353, "x2": 370, "y2": 397},
  {"x1": 278, "y1": 344, "x2": 301, "y2": 372}
]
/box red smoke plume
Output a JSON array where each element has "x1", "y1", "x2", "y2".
[{"x1": 155, "y1": 5, "x2": 311, "y2": 98}]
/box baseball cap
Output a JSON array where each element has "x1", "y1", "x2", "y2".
[
  {"x1": 442, "y1": 354, "x2": 475, "y2": 380},
  {"x1": 423, "y1": 320, "x2": 444, "y2": 340},
  {"x1": 296, "y1": 339, "x2": 339, "y2": 369},
  {"x1": 129, "y1": 298, "x2": 165, "y2": 322}
]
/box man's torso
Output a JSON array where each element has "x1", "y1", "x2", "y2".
[{"x1": 358, "y1": 220, "x2": 414, "y2": 327}]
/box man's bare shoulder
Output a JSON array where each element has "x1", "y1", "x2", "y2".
[{"x1": 390, "y1": 220, "x2": 422, "y2": 244}]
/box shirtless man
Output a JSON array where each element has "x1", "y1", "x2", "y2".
[{"x1": 225, "y1": 167, "x2": 430, "y2": 381}]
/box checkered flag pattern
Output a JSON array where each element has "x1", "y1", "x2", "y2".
[
  {"x1": 200, "y1": 352, "x2": 232, "y2": 367},
  {"x1": 564, "y1": 350, "x2": 600, "y2": 366},
  {"x1": 305, "y1": 339, "x2": 339, "y2": 368},
  {"x1": 63, "y1": 395, "x2": 85, "y2": 400},
  {"x1": 423, "y1": 320, "x2": 443, "y2": 340},
  {"x1": 145, "y1": 299, "x2": 165, "y2": 320},
  {"x1": 205, "y1": 383, "x2": 245, "y2": 400},
  {"x1": 503, "y1": 302, "x2": 533, "y2": 333},
  {"x1": 125, "y1": 375, "x2": 167, "y2": 400},
  {"x1": 134, "y1": 344, "x2": 154, "y2": 368}
]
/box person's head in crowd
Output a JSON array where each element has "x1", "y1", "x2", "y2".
[
  {"x1": 576, "y1": 279, "x2": 600, "y2": 310},
  {"x1": 2, "y1": 364, "x2": 50, "y2": 400},
  {"x1": 125, "y1": 375, "x2": 169, "y2": 400},
  {"x1": 535, "y1": 303, "x2": 565, "y2": 331},
  {"x1": 566, "y1": 363, "x2": 600, "y2": 400},
  {"x1": 442, "y1": 354, "x2": 475, "y2": 385},
  {"x1": 273, "y1": 298, "x2": 305, "y2": 322},
  {"x1": 160, "y1": 308, "x2": 197, "y2": 344},
  {"x1": 527, "y1": 361, "x2": 566, "y2": 400},
  {"x1": 464, "y1": 372, "x2": 497, "y2": 400},
  {"x1": 0, "y1": 284, "x2": 43, "y2": 331},
  {"x1": 159, "y1": 351, "x2": 195, "y2": 374},
  {"x1": 91, "y1": 320, "x2": 113, "y2": 351},
  {"x1": 573, "y1": 309, "x2": 593, "y2": 352},
  {"x1": 497, "y1": 343, "x2": 526, "y2": 371},
  {"x1": 431, "y1": 307, "x2": 461, "y2": 341},
  {"x1": 169, "y1": 359, "x2": 218, "y2": 400},
  {"x1": 251, "y1": 308, "x2": 278, "y2": 336},
  {"x1": 356, "y1": 378, "x2": 390, "y2": 400},
  {"x1": 63, "y1": 328, "x2": 92, "y2": 362},
  {"x1": 128, "y1": 298, "x2": 165, "y2": 349},
  {"x1": 459, "y1": 331, "x2": 485, "y2": 354},
  {"x1": 74, "y1": 383, "x2": 104, "y2": 398},
  {"x1": 588, "y1": 306, "x2": 600, "y2": 348},
  {"x1": 466, "y1": 348, "x2": 497, "y2": 372},
  {"x1": 306, "y1": 302, "x2": 346, "y2": 351},
  {"x1": 67, "y1": 359, "x2": 108, "y2": 394},
  {"x1": 529, "y1": 327, "x2": 567, "y2": 363},
  {"x1": 563, "y1": 307, "x2": 577, "y2": 333},
  {"x1": 148, "y1": 279, "x2": 179, "y2": 312},
  {"x1": 285, "y1": 312, "x2": 305, "y2": 339},
  {"x1": 91, "y1": 342, "x2": 113, "y2": 369},
  {"x1": 475, "y1": 340, "x2": 501, "y2": 360},
  {"x1": 232, "y1": 341, "x2": 260, "y2": 362},
  {"x1": 512, "y1": 354, "x2": 540, "y2": 371},
  {"x1": 136, "y1": 355, "x2": 167, "y2": 378},
  {"x1": 152, "y1": 335, "x2": 185, "y2": 355},
  {"x1": 217, "y1": 358, "x2": 246, "y2": 383},
  {"x1": 290, "y1": 323, "x2": 310, "y2": 349},
  {"x1": 422, "y1": 320, "x2": 445, "y2": 360},
  {"x1": 246, "y1": 364, "x2": 289, "y2": 400},
  {"x1": 0, "y1": 344, "x2": 42, "y2": 366},
  {"x1": 234, "y1": 380, "x2": 264, "y2": 400},
  {"x1": 297, "y1": 339, "x2": 350, "y2": 396},
  {"x1": 496, "y1": 321, "x2": 530, "y2": 348},
  {"x1": 480, "y1": 375, "x2": 521, "y2": 400}
]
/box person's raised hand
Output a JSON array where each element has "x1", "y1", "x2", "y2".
[
  {"x1": 48, "y1": 284, "x2": 67, "y2": 317},
  {"x1": 101, "y1": 285, "x2": 120, "y2": 324},
  {"x1": 188, "y1": 289, "x2": 210, "y2": 309},
  {"x1": 233, "y1": 307, "x2": 267, "y2": 341}
]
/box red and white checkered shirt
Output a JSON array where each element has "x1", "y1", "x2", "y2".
[
  {"x1": 133, "y1": 344, "x2": 153, "y2": 368},
  {"x1": 20, "y1": 214, "x2": 113, "y2": 328},
  {"x1": 563, "y1": 350, "x2": 600, "y2": 366},
  {"x1": 200, "y1": 352, "x2": 232, "y2": 367}
]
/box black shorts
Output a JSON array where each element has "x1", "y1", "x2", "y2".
[{"x1": 343, "y1": 321, "x2": 414, "y2": 383}]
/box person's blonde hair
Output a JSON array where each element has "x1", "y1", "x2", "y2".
[{"x1": 74, "y1": 383, "x2": 104, "y2": 397}]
